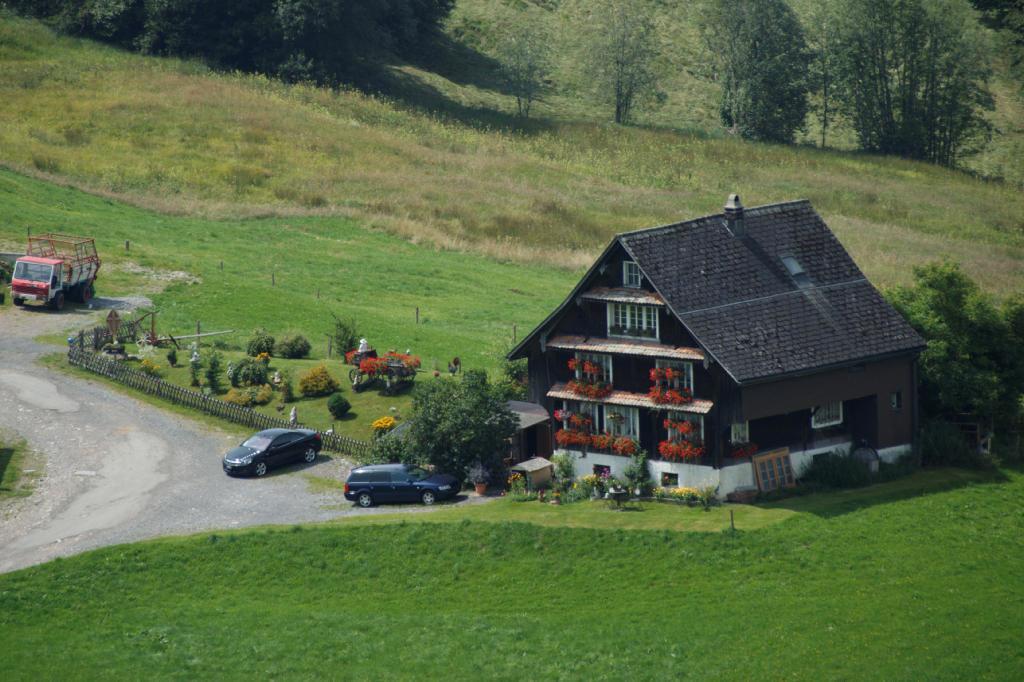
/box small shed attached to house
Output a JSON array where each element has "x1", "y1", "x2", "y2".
[
  {"x1": 507, "y1": 400, "x2": 552, "y2": 464},
  {"x1": 510, "y1": 456, "x2": 554, "y2": 490}
]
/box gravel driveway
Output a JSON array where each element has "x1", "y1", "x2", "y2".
[{"x1": 0, "y1": 300, "x2": 488, "y2": 574}]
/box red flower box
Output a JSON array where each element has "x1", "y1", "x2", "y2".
[{"x1": 658, "y1": 439, "x2": 705, "y2": 461}]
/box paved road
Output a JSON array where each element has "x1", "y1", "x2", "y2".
[{"x1": 0, "y1": 301, "x2": 484, "y2": 574}]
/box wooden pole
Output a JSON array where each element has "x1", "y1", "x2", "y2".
[
  {"x1": 219, "y1": 260, "x2": 223, "y2": 271},
  {"x1": 272, "y1": 271, "x2": 276, "y2": 287},
  {"x1": 730, "y1": 509, "x2": 735, "y2": 531},
  {"x1": 415, "y1": 307, "x2": 419, "y2": 325},
  {"x1": 316, "y1": 288, "x2": 320, "y2": 300},
  {"x1": 196, "y1": 320, "x2": 201, "y2": 346},
  {"x1": 513, "y1": 324, "x2": 517, "y2": 343},
  {"x1": 327, "y1": 336, "x2": 332, "y2": 358},
  {"x1": 125, "y1": 240, "x2": 130, "y2": 252}
]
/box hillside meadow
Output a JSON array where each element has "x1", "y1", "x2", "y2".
[
  {"x1": 0, "y1": 169, "x2": 568, "y2": 375},
  {"x1": 0, "y1": 467, "x2": 1021, "y2": 679},
  {"x1": 1, "y1": 12, "x2": 1022, "y2": 298}
]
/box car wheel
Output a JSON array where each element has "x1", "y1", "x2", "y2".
[
  {"x1": 12, "y1": 297, "x2": 23, "y2": 307},
  {"x1": 421, "y1": 490, "x2": 436, "y2": 506},
  {"x1": 254, "y1": 461, "x2": 268, "y2": 477},
  {"x1": 357, "y1": 492, "x2": 373, "y2": 508},
  {"x1": 303, "y1": 447, "x2": 317, "y2": 464},
  {"x1": 51, "y1": 292, "x2": 65, "y2": 311}
]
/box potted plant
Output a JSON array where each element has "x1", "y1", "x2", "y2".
[{"x1": 468, "y1": 462, "x2": 490, "y2": 495}]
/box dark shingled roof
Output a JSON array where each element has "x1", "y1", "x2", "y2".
[{"x1": 619, "y1": 200, "x2": 924, "y2": 383}]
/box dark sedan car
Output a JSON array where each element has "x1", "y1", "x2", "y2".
[
  {"x1": 344, "y1": 463, "x2": 459, "y2": 507},
  {"x1": 222, "y1": 428, "x2": 321, "y2": 477}
]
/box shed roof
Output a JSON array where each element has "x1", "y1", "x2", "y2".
[
  {"x1": 507, "y1": 400, "x2": 551, "y2": 431},
  {"x1": 511, "y1": 456, "x2": 553, "y2": 473}
]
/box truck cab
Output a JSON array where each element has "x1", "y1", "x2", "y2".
[{"x1": 10, "y1": 234, "x2": 100, "y2": 310}]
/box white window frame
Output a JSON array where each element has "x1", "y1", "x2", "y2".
[
  {"x1": 730, "y1": 421, "x2": 749, "y2": 443},
  {"x1": 623, "y1": 261, "x2": 641, "y2": 288},
  {"x1": 604, "y1": 404, "x2": 639, "y2": 439},
  {"x1": 606, "y1": 303, "x2": 659, "y2": 341},
  {"x1": 574, "y1": 352, "x2": 612, "y2": 384},
  {"x1": 666, "y1": 411, "x2": 703, "y2": 442},
  {"x1": 811, "y1": 401, "x2": 843, "y2": 429},
  {"x1": 561, "y1": 400, "x2": 602, "y2": 432},
  {"x1": 655, "y1": 359, "x2": 693, "y2": 393}
]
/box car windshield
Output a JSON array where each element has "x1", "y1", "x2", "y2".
[
  {"x1": 408, "y1": 467, "x2": 430, "y2": 481},
  {"x1": 242, "y1": 435, "x2": 273, "y2": 450},
  {"x1": 13, "y1": 261, "x2": 52, "y2": 283}
]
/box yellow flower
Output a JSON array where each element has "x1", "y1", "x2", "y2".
[{"x1": 371, "y1": 415, "x2": 397, "y2": 432}]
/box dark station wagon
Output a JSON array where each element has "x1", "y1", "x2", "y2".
[{"x1": 344, "y1": 463, "x2": 459, "y2": 507}]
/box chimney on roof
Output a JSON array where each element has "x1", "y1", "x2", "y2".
[{"x1": 724, "y1": 193, "x2": 745, "y2": 237}]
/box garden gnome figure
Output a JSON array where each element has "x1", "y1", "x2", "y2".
[
  {"x1": 272, "y1": 370, "x2": 282, "y2": 387},
  {"x1": 358, "y1": 337, "x2": 369, "y2": 353},
  {"x1": 289, "y1": 406, "x2": 298, "y2": 426}
]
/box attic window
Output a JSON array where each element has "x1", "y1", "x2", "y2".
[
  {"x1": 623, "y1": 261, "x2": 641, "y2": 288},
  {"x1": 780, "y1": 255, "x2": 811, "y2": 288}
]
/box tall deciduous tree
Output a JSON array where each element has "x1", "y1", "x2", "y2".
[
  {"x1": 409, "y1": 370, "x2": 518, "y2": 480},
  {"x1": 834, "y1": 0, "x2": 994, "y2": 166},
  {"x1": 494, "y1": 15, "x2": 552, "y2": 118},
  {"x1": 699, "y1": 0, "x2": 811, "y2": 143},
  {"x1": 806, "y1": 0, "x2": 840, "y2": 148},
  {"x1": 580, "y1": 1, "x2": 663, "y2": 124}
]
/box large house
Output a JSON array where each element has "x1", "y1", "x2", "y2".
[{"x1": 508, "y1": 195, "x2": 925, "y2": 495}]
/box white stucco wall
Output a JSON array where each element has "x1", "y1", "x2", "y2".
[{"x1": 556, "y1": 440, "x2": 914, "y2": 498}]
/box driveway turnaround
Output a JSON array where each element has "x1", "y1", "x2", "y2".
[{"x1": 0, "y1": 301, "x2": 486, "y2": 574}]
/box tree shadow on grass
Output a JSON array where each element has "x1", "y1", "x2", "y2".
[
  {"x1": 756, "y1": 467, "x2": 1010, "y2": 519},
  {"x1": 0, "y1": 445, "x2": 15, "y2": 492}
]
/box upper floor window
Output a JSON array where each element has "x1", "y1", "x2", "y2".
[
  {"x1": 655, "y1": 359, "x2": 693, "y2": 393},
  {"x1": 623, "y1": 261, "x2": 641, "y2": 288},
  {"x1": 666, "y1": 411, "x2": 703, "y2": 442},
  {"x1": 811, "y1": 401, "x2": 843, "y2": 429},
  {"x1": 608, "y1": 303, "x2": 658, "y2": 340},
  {"x1": 575, "y1": 352, "x2": 613, "y2": 383}
]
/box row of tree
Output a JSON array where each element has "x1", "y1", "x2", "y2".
[
  {"x1": 10, "y1": 0, "x2": 455, "y2": 84},
  {"x1": 499, "y1": 0, "x2": 997, "y2": 168}
]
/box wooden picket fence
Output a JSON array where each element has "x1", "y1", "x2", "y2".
[{"x1": 68, "y1": 344, "x2": 371, "y2": 459}]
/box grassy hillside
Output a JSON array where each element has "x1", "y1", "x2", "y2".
[
  {"x1": 1, "y1": 468, "x2": 1021, "y2": 679},
  {"x1": 0, "y1": 169, "x2": 568, "y2": 375},
  {"x1": 1, "y1": 12, "x2": 1022, "y2": 298}
]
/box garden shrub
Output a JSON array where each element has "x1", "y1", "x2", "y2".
[
  {"x1": 327, "y1": 393, "x2": 351, "y2": 419},
  {"x1": 224, "y1": 388, "x2": 254, "y2": 407},
  {"x1": 918, "y1": 419, "x2": 992, "y2": 469},
  {"x1": 205, "y1": 351, "x2": 224, "y2": 393},
  {"x1": 278, "y1": 370, "x2": 295, "y2": 404},
  {"x1": 331, "y1": 313, "x2": 359, "y2": 353},
  {"x1": 623, "y1": 451, "x2": 650, "y2": 495},
  {"x1": 246, "y1": 328, "x2": 275, "y2": 357},
  {"x1": 276, "y1": 334, "x2": 311, "y2": 359},
  {"x1": 166, "y1": 348, "x2": 177, "y2": 367},
  {"x1": 800, "y1": 449, "x2": 873, "y2": 489},
  {"x1": 139, "y1": 358, "x2": 161, "y2": 376},
  {"x1": 225, "y1": 385, "x2": 273, "y2": 407},
  {"x1": 367, "y1": 432, "x2": 418, "y2": 466},
  {"x1": 231, "y1": 357, "x2": 269, "y2": 387},
  {"x1": 298, "y1": 364, "x2": 338, "y2": 397},
  {"x1": 551, "y1": 451, "x2": 575, "y2": 491}
]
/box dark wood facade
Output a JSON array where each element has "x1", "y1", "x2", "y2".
[{"x1": 511, "y1": 197, "x2": 925, "y2": 471}]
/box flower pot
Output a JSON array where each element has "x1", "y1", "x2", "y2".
[{"x1": 474, "y1": 482, "x2": 487, "y2": 495}]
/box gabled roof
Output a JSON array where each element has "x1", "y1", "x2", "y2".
[{"x1": 511, "y1": 198, "x2": 925, "y2": 384}]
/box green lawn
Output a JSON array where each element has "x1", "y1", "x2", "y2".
[
  {"x1": 0, "y1": 467, "x2": 1019, "y2": 679},
  {"x1": 0, "y1": 168, "x2": 571, "y2": 377},
  {"x1": 0, "y1": 432, "x2": 39, "y2": 501}
]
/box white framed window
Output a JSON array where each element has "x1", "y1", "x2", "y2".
[
  {"x1": 655, "y1": 359, "x2": 693, "y2": 393},
  {"x1": 666, "y1": 411, "x2": 703, "y2": 442},
  {"x1": 561, "y1": 400, "x2": 602, "y2": 432},
  {"x1": 607, "y1": 303, "x2": 659, "y2": 340},
  {"x1": 623, "y1": 261, "x2": 641, "y2": 288},
  {"x1": 731, "y1": 421, "x2": 749, "y2": 443},
  {"x1": 575, "y1": 352, "x2": 612, "y2": 383},
  {"x1": 605, "y1": 404, "x2": 639, "y2": 438},
  {"x1": 811, "y1": 401, "x2": 843, "y2": 429}
]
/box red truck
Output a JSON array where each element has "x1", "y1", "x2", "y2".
[{"x1": 10, "y1": 234, "x2": 101, "y2": 310}]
